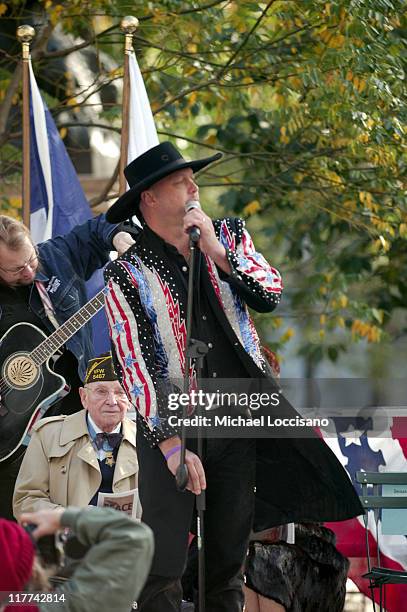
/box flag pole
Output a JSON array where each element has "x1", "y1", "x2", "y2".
[
  {"x1": 119, "y1": 16, "x2": 139, "y2": 196},
  {"x1": 16, "y1": 25, "x2": 35, "y2": 228}
]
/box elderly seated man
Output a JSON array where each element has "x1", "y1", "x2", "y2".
[{"x1": 13, "y1": 353, "x2": 138, "y2": 519}]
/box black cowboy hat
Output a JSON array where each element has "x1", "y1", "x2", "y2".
[{"x1": 106, "y1": 141, "x2": 222, "y2": 223}]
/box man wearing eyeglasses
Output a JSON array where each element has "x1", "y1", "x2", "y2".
[
  {"x1": 0, "y1": 246, "x2": 39, "y2": 282},
  {"x1": 0, "y1": 214, "x2": 135, "y2": 520},
  {"x1": 13, "y1": 353, "x2": 138, "y2": 518}
]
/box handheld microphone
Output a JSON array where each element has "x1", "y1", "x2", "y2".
[{"x1": 185, "y1": 200, "x2": 201, "y2": 244}]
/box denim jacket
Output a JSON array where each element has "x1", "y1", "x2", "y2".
[{"x1": 29, "y1": 214, "x2": 118, "y2": 380}]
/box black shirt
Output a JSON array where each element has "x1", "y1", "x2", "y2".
[
  {"x1": 0, "y1": 282, "x2": 82, "y2": 415},
  {"x1": 143, "y1": 226, "x2": 249, "y2": 380},
  {"x1": 0, "y1": 284, "x2": 49, "y2": 338}
]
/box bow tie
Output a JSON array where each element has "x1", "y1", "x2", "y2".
[{"x1": 94, "y1": 432, "x2": 123, "y2": 451}]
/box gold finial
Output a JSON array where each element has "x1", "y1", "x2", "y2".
[
  {"x1": 16, "y1": 25, "x2": 35, "y2": 44},
  {"x1": 17, "y1": 25, "x2": 35, "y2": 60},
  {"x1": 120, "y1": 16, "x2": 139, "y2": 53},
  {"x1": 120, "y1": 16, "x2": 139, "y2": 34}
]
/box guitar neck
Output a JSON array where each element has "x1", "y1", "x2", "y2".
[{"x1": 31, "y1": 289, "x2": 107, "y2": 365}]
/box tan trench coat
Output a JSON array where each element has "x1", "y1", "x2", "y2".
[{"x1": 13, "y1": 409, "x2": 138, "y2": 519}]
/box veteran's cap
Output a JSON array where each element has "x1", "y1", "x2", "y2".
[{"x1": 85, "y1": 353, "x2": 118, "y2": 384}]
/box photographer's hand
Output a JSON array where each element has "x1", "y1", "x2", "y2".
[{"x1": 20, "y1": 507, "x2": 65, "y2": 539}]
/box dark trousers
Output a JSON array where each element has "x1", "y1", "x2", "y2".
[
  {"x1": 0, "y1": 447, "x2": 25, "y2": 520},
  {"x1": 137, "y1": 434, "x2": 256, "y2": 612}
]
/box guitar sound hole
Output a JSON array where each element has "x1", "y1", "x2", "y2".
[{"x1": 4, "y1": 353, "x2": 39, "y2": 389}]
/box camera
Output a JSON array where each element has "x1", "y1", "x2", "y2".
[
  {"x1": 23, "y1": 523, "x2": 63, "y2": 566},
  {"x1": 24, "y1": 522, "x2": 91, "y2": 575}
]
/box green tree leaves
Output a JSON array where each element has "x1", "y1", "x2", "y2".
[{"x1": 0, "y1": 0, "x2": 405, "y2": 362}]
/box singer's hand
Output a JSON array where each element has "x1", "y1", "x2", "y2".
[
  {"x1": 160, "y1": 437, "x2": 206, "y2": 495},
  {"x1": 112, "y1": 231, "x2": 136, "y2": 256},
  {"x1": 167, "y1": 448, "x2": 206, "y2": 495},
  {"x1": 183, "y1": 209, "x2": 231, "y2": 275}
]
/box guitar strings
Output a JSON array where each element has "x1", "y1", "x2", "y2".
[{"x1": 0, "y1": 291, "x2": 105, "y2": 400}]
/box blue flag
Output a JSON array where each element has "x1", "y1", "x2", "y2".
[{"x1": 29, "y1": 60, "x2": 109, "y2": 355}]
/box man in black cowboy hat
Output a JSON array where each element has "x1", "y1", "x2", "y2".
[{"x1": 103, "y1": 142, "x2": 362, "y2": 611}]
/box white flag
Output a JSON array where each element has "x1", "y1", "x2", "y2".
[{"x1": 128, "y1": 51, "x2": 159, "y2": 163}]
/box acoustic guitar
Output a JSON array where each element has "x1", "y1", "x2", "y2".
[{"x1": 0, "y1": 287, "x2": 108, "y2": 462}]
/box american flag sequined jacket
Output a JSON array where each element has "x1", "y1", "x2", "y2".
[{"x1": 103, "y1": 217, "x2": 283, "y2": 446}]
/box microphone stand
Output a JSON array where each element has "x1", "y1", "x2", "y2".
[{"x1": 175, "y1": 230, "x2": 208, "y2": 612}]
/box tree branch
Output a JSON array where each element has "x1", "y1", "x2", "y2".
[
  {"x1": 142, "y1": 0, "x2": 232, "y2": 20},
  {"x1": 58, "y1": 122, "x2": 121, "y2": 133},
  {"x1": 0, "y1": 62, "x2": 22, "y2": 142},
  {"x1": 89, "y1": 160, "x2": 120, "y2": 208},
  {"x1": 215, "y1": 0, "x2": 278, "y2": 80}
]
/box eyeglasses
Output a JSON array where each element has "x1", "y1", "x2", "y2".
[
  {"x1": 0, "y1": 248, "x2": 38, "y2": 276},
  {"x1": 84, "y1": 386, "x2": 128, "y2": 401}
]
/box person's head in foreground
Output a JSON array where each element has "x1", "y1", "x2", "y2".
[
  {"x1": 0, "y1": 509, "x2": 58, "y2": 611},
  {"x1": 0, "y1": 506, "x2": 154, "y2": 612}
]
